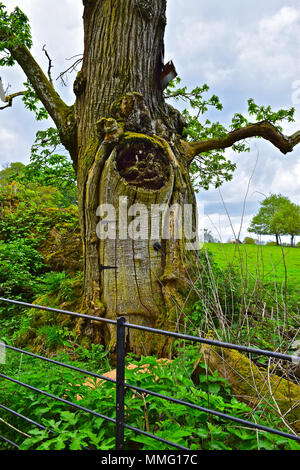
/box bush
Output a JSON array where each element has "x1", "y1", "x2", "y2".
[
  {"x1": 243, "y1": 237, "x2": 255, "y2": 245},
  {"x1": 0, "y1": 239, "x2": 44, "y2": 300}
]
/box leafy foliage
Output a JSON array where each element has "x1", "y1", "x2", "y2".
[
  {"x1": 165, "y1": 78, "x2": 236, "y2": 190},
  {"x1": 0, "y1": 346, "x2": 298, "y2": 451},
  {"x1": 272, "y1": 201, "x2": 300, "y2": 245},
  {"x1": 165, "y1": 78, "x2": 295, "y2": 190},
  {"x1": 0, "y1": 144, "x2": 77, "y2": 210},
  {"x1": 0, "y1": 161, "x2": 80, "y2": 343},
  {"x1": 24, "y1": 128, "x2": 77, "y2": 205},
  {"x1": 0, "y1": 239, "x2": 44, "y2": 299},
  {"x1": 22, "y1": 80, "x2": 49, "y2": 121},
  {"x1": 0, "y1": 3, "x2": 32, "y2": 66}
]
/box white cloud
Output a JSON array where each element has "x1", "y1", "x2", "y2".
[
  {"x1": 203, "y1": 212, "x2": 253, "y2": 243},
  {"x1": 260, "y1": 5, "x2": 300, "y2": 36},
  {"x1": 0, "y1": 128, "x2": 18, "y2": 157},
  {"x1": 236, "y1": 5, "x2": 300, "y2": 85}
]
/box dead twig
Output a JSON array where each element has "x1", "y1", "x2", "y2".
[{"x1": 42, "y1": 44, "x2": 54, "y2": 85}]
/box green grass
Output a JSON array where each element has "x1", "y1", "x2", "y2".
[{"x1": 203, "y1": 243, "x2": 300, "y2": 301}]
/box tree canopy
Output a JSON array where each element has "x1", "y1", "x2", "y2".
[{"x1": 249, "y1": 194, "x2": 300, "y2": 245}]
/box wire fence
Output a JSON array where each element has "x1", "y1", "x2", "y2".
[{"x1": 0, "y1": 297, "x2": 299, "y2": 450}]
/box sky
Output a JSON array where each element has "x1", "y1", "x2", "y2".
[{"x1": 1, "y1": 0, "x2": 300, "y2": 243}]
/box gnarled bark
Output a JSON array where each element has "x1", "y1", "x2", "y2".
[{"x1": 73, "y1": 0, "x2": 196, "y2": 354}]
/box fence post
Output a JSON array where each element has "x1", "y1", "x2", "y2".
[{"x1": 116, "y1": 316, "x2": 126, "y2": 450}]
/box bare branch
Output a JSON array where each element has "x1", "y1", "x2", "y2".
[
  {"x1": 3, "y1": 43, "x2": 78, "y2": 161},
  {"x1": 56, "y1": 55, "x2": 83, "y2": 87},
  {"x1": 182, "y1": 121, "x2": 300, "y2": 163},
  {"x1": 8, "y1": 43, "x2": 71, "y2": 130},
  {"x1": 0, "y1": 90, "x2": 25, "y2": 110},
  {"x1": 42, "y1": 44, "x2": 54, "y2": 85}
]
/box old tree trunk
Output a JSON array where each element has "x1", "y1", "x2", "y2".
[
  {"x1": 4, "y1": 0, "x2": 300, "y2": 354},
  {"x1": 75, "y1": 0, "x2": 197, "y2": 354}
]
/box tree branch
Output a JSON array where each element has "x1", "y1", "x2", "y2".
[
  {"x1": 56, "y1": 55, "x2": 83, "y2": 87},
  {"x1": 182, "y1": 121, "x2": 300, "y2": 162},
  {"x1": 0, "y1": 90, "x2": 25, "y2": 110},
  {"x1": 6, "y1": 43, "x2": 78, "y2": 162},
  {"x1": 8, "y1": 44, "x2": 71, "y2": 131},
  {"x1": 42, "y1": 44, "x2": 54, "y2": 85}
]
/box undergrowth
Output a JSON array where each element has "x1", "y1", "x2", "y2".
[{"x1": 0, "y1": 344, "x2": 299, "y2": 451}]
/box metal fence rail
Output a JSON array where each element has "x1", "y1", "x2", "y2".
[{"x1": 0, "y1": 297, "x2": 299, "y2": 451}]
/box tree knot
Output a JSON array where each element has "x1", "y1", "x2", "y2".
[
  {"x1": 97, "y1": 117, "x2": 123, "y2": 143},
  {"x1": 112, "y1": 92, "x2": 153, "y2": 134}
]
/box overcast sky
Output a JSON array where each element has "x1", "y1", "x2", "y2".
[{"x1": 1, "y1": 0, "x2": 300, "y2": 242}]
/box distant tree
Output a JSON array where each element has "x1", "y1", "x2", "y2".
[
  {"x1": 249, "y1": 194, "x2": 291, "y2": 245},
  {"x1": 228, "y1": 238, "x2": 242, "y2": 244},
  {"x1": 204, "y1": 229, "x2": 219, "y2": 243},
  {"x1": 0, "y1": 162, "x2": 25, "y2": 186},
  {"x1": 243, "y1": 237, "x2": 255, "y2": 245},
  {"x1": 272, "y1": 202, "x2": 300, "y2": 246}
]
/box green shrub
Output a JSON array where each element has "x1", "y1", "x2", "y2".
[
  {"x1": 39, "y1": 272, "x2": 69, "y2": 296},
  {"x1": 0, "y1": 239, "x2": 44, "y2": 300},
  {"x1": 243, "y1": 237, "x2": 255, "y2": 244}
]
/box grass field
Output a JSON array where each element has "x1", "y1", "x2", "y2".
[{"x1": 203, "y1": 243, "x2": 300, "y2": 295}]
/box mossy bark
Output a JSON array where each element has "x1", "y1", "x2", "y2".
[
  {"x1": 76, "y1": 116, "x2": 198, "y2": 354},
  {"x1": 193, "y1": 339, "x2": 300, "y2": 433}
]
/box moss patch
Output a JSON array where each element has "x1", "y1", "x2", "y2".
[{"x1": 193, "y1": 339, "x2": 300, "y2": 433}]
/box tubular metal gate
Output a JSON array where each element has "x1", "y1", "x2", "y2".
[{"x1": 0, "y1": 297, "x2": 299, "y2": 450}]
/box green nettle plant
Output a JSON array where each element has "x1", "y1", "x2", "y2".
[{"x1": 0, "y1": 349, "x2": 299, "y2": 451}]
